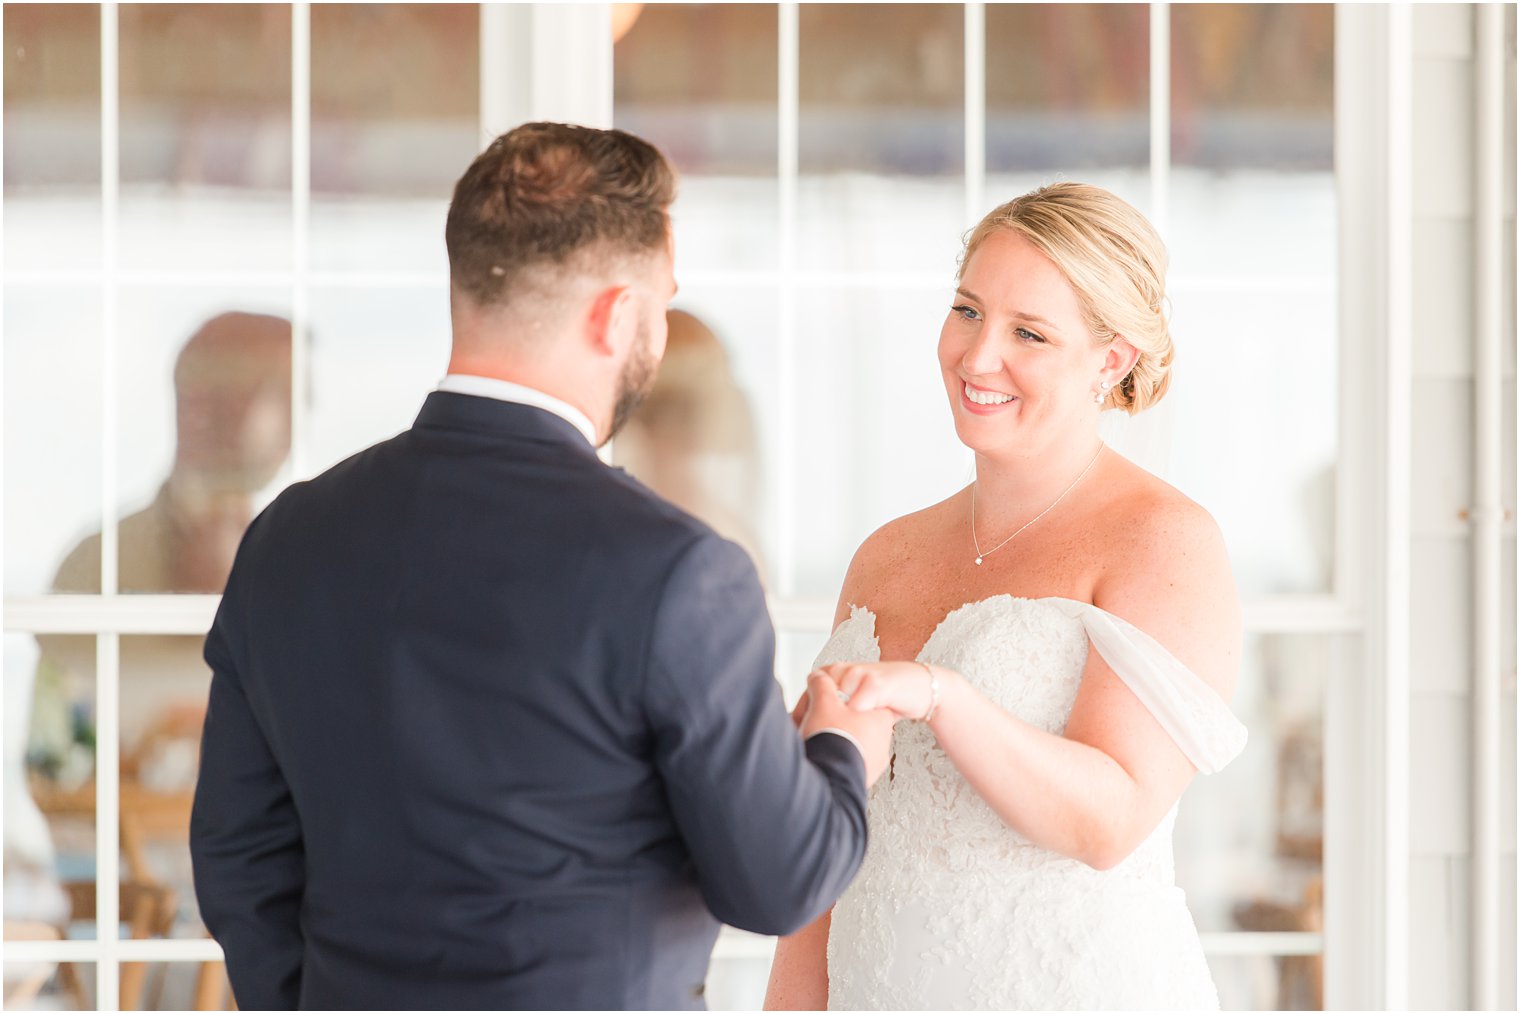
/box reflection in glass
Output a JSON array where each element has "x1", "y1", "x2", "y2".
[
  {"x1": 1171, "y1": 5, "x2": 1334, "y2": 172},
  {"x1": 986, "y1": 4, "x2": 1148, "y2": 173},
  {"x1": 4, "y1": 289, "x2": 102, "y2": 596},
  {"x1": 615, "y1": 4, "x2": 778, "y2": 176},
  {"x1": 1166, "y1": 287, "x2": 1336, "y2": 595},
  {"x1": 112, "y1": 635, "x2": 213, "y2": 948},
  {"x1": 5, "y1": 633, "x2": 95, "y2": 940},
  {"x1": 614, "y1": 3, "x2": 780, "y2": 272},
  {"x1": 307, "y1": 286, "x2": 451, "y2": 475},
  {"x1": 1178, "y1": 633, "x2": 1333, "y2": 1010},
  {"x1": 777, "y1": 629, "x2": 833, "y2": 706},
  {"x1": 118, "y1": 3, "x2": 293, "y2": 270},
  {"x1": 310, "y1": 4, "x2": 478, "y2": 273},
  {"x1": 1209, "y1": 954, "x2": 1320, "y2": 1012},
  {"x1": 615, "y1": 310, "x2": 766, "y2": 580},
  {"x1": 114, "y1": 295, "x2": 292, "y2": 595},
  {"x1": 120, "y1": 963, "x2": 231, "y2": 1011},
  {"x1": 3, "y1": 3, "x2": 102, "y2": 271},
  {"x1": 791, "y1": 286, "x2": 969, "y2": 598},
  {"x1": 798, "y1": 3, "x2": 964, "y2": 273},
  {"x1": 612, "y1": 286, "x2": 780, "y2": 581},
  {"x1": 1166, "y1": 5, "x2": 1335, "y2": 280},
  {"x1": 2, "y1": 961, "x2": 93, "y2": 1011}
]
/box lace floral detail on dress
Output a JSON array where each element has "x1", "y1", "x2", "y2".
[{"x1": 819, "y1": 596, "x2": 1230, "y2": 1011}]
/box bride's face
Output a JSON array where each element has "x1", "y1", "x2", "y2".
[{"x1": 938, "y1": 229, "x2": 1106, "y2": 457}]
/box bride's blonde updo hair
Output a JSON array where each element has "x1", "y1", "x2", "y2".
[{"x1": 959, "y1": 182, "x2": 1173, "y2": 414}]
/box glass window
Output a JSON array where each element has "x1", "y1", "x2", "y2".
[
  {"x1": 4, "y1": 632, "x2": 97, "y2": 941},
  {"x1": 3, "y1": 4, "x2": 102, "y2": 272},
  {"x1": 309, "y1": 3, "x2": 478, "y2": 275},
  {"x1": 798, "y1": 3, "x2": 965, "y2": 274},
  {"x1": 615, "y1": 4, "x2": 780, "y2": 275},
  {"x1": 985, "y1": 3, "x2": 1151, "y2": 210},
  {"x1": 306, "y1": 285, "x2": 451, "y2": 475},
  {"x1": 1176, "y1": 632, "x2": 1336, "y2": 1007},
  {"x1": 118, "y1": 4, "x2": 293, "y2": 272},
  {"x1": 4, "y1": 288, "x2": 103, "y2": 596},
  {"x1": 115, "y1": 290, "x2": 293, "y2": 595}
]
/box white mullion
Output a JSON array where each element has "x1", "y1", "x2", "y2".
[
  {"x1": 97, "y1": 4, "x2": 122, "y2": 1007},
  {"x1": 777, "y1": 3, "x2": 799, "y2": 595},
  {"x1": 96, "y1": 633, "x2": 122, "y2": 1009},
  {"x1": 1378, "y1": 9, "x2": 1413, "y2": 1008},
  {"x1": 292, "y1": 4, "x2": 311, "y2": 481},
  {"x1": 1470, "y1": 4, "x2": 1506, "y2": 1007},
  {"x1": 1149, "y1": 2, "x2": 1170, "y2": 235},
  {"x1": 963, "y1": 2, "x2": 985, "y2": 226}
]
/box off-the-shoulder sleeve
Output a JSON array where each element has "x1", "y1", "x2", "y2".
[
  {"x1": 811, "y1": 605, "x2": 884, "y2": 669},
  {"x1": 1047, "y1": 598, "x2": 1248, "y2": 774}
]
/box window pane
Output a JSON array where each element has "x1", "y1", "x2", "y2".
[
  {"x1": 4, "y1": 288, "x2": 103, "y2": 596},
  {"x1": 2, "y1": 961, "x2": 94, "y2": 1010},
  {"x1": 116, "y1": 291, "x2": 293, "y2": 594},
  {"x1": 117, "y1": 635, "x2": 211, "y2": 942},
  {"x1": 798, "y1": 4, "x2": 964, "y2": 274},
  {"x1": 118, "y1": 4, "x2": 293, "y2": 271},
  {"x1": 615, "y1": 3, "x2": 779, "y2": 273},
  {"x1": 3, "y1": 3, "x2": 102, "y2": 272},
  {"x1": 5, "y1": 632, "x2": 97, "y2": 940},
  {"x1": 615, "y1": 4, "x2": 777, "y2": 177},
  {"x1": 307, "y1": 286, "x2": 450, "y2": 475},
  {"x1": 790, "y1": 286, "x2": 971, "y2": 598},
  {"x1": 1169, "y1": 5, "x2": 1335, "y2": 279},
  {"x1": 1171, "y1": 4, "x2": 1334, "y2": 172},
  {"x1": 120, "y1": 963, "x2": 231, "y2": 1011},
  {"x1": 614, "y1": 294, "x2": 779, "y2": 587},
  {"x1": 777, "y1": 627, "x2": 832, "y2": 705},
  {"x1": 985, "y1": 3, "x2": 1149, "y2": 173},
  {"x1": 1165, "y1": 286, "x2": 1337, "y2": 595},
  {"x1": 1177, "y1": 633, "x2": 1335, "y2": 1008},
  {"x1": 1208, "y1": 953, "x2": 1321, "y2": 1011},
  {"x1": 310, "y1": 3, "x2": 478, "y2": 274}
]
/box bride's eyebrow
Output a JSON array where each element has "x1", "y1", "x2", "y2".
[{"x1": 956, "y1": 288, "x2": 1059, "y2": 331}]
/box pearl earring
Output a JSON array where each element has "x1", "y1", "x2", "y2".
[{"x1": 1093, "y1": 380, "x2": 1113, "y2": 404}]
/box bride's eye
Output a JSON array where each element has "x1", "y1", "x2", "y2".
[
  {"x1": 951, "y1": 304, "x2": 980, "y2": 322},
  {"x1": 1015, "y1": 327, "x2": 1046, "y2": 343}
]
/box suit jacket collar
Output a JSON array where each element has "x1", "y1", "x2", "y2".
[{"x1": 412, "y1": 391, "x2": 603, "y2": 459}]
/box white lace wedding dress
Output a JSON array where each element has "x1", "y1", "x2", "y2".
[{"x1": 819, "y1": 595, "x2": 1248, "y2": 1011}]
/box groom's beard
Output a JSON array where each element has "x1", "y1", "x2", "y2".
[{"x1": 604, "y1": 318, "x2": 659, "y2": 446}]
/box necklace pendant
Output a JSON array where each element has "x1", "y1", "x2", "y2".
[{"x1": 975, "y1": 556, "x2": 983, "y2": 566}]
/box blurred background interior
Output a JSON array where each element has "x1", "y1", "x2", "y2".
[{"x1": 2, "y1": 3, "x2": 1515, "y2": 1011}]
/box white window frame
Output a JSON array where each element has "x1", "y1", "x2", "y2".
[{"x1": 0, "y1": 4, "x2": 1409, "y2": 1009}]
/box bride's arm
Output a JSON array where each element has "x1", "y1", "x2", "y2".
[
  {"x1": 765, "y1": 910, "x2": 831, "y2": 1010},
  {"x1": 830, "y1": 498, "x2": 1239, "y2": 870}
]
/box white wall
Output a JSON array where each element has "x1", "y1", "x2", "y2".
[{"x1": 1407, "y1": 5, "x2": 1518, "y2": 1009}]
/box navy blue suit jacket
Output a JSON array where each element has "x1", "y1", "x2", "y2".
[{"x1": 190, "y1": 392, "x2": 869, "y2": 1010}]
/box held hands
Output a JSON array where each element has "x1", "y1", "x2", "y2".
[
  {"x1": 812, "y1": 661, "x2": 942, "y2": 723},
  {"x1": 795, "y1": 672, "x2": 896, "y2": 785}
]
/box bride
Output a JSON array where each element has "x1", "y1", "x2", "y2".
[{"x1": 764, "y1": 183, "x2": 1248, "y2": 1011}]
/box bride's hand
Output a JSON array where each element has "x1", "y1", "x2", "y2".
[{"x1": 812, "y1": 661, "x2": 940, "y2": 722}]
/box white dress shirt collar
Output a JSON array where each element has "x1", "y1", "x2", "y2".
[{"x1": 436, "y1": 374, "x2": 598, "y2": 447}]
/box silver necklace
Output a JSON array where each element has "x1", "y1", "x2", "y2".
[{"x1": 971, "y1": 444, "x2": 1105, "y2": 566}]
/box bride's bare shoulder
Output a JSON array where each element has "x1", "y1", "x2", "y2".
[
  {"x1": 1090, "y1": 457, "x2": 1232, "y2": 599},
  {"x1": 836, "y1": 492, "x2": 966, "y2": 616}
]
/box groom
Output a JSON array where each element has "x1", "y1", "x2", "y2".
[{"x1": 190, "y1": 123, "x2": 890, "y2": 1010}]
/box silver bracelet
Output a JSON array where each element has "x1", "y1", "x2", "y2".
[{"x1": 916, "y1": 661, "x2": 940, "y2": 722}]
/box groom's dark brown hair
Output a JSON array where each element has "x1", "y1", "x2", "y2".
[{"x1": 445, "y1": 122, "x2": 676, "y2": 309}]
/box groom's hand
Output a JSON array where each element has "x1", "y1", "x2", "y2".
[{"x1": 800, "y1": 673, "x2": 894, "y2": 786}]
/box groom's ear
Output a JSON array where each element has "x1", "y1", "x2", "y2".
[{"x1": 584, "y1": 284, "x2": 635, "y2": 360}]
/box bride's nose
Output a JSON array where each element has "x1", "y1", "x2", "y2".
[{"x1": 960, "y1": 328, "x2": 1005, "y2": 377}]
